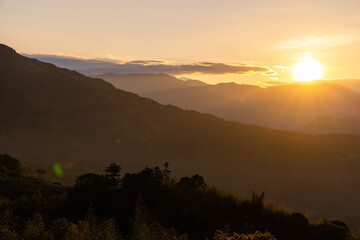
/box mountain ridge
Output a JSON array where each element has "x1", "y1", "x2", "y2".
[{"x1": 2, "y1": 44, "x2": 360, "y2": 230}]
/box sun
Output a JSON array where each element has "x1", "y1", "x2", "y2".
[{"x1": 292, "y1": 55, "x2": 323, "y2": 82}]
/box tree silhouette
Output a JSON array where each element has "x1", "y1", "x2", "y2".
[
  {"x1": 162, "y1": 162, "x2": 171, "y2": 183},
  {"x1": 105, "y1": 163, "x2": 122, "y2": 187},
  {"x1": 75, "y1": 173, "x2": 105, "y2": 186},
  {"x1": 178, "y1": 174, "x2": 206, "y2": 188}
]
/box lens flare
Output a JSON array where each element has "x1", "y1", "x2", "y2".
[{"x1": 53, "y1": 163, "x2": 63, "y2": 177}]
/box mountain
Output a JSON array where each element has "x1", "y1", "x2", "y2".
[
  {"x1": 314, "y1": 79, "x2": 360, "y2": 93},
  {"x1": 96, "y1": 73, "x2": 360, "y2": 132},
  {"x1": 2, "y1": 44, "x2": 360, "y2": 230},
  {"x1": 303, "y1": 113, "x2": 360, "y2": 135},
  {"x1": 93, "y1": 73, "x2": 206, "y2": 94}
]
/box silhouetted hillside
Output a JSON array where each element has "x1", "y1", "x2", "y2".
[
  {"x1": 98, "y1": 73, "x2": 360, "y2": 132},
  {"x1": 1, "y1": 44, "x2": 360, "y2": 230},
  {"x1": 303, "y1": 113, "x2": 360, "y2": 135},
  {"x1": 0, "y1": 154, "x2": 66, "y2": 202},
  {"x1": 0, "y1": 159, "x2": 356, "y2": 240}
]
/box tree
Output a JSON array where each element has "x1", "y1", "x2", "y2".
[
  {"x1": 251, "y1": 191, "x2": 265, "y2": 208},
  {"x1": 190, "y1": 174, "x2": 206, "y2": 188},
  {"x1": 0, "y1": 210, "x2": 18, "y2": 240},
  {"x1": 105, "y1": 163, "x2": 122, "y2": 187},
  {"x1": 162, "y1": 162, "x2": 171, "y2": 183},
  {"x1": 22, "y1": 214, "x2": 52, "y2": 240},
  {"x1": 312, "y1": 220, "x2": 352, "y2": 240},
  {"x1": 178, "y1": 174, "x2": 206, "y2": 188},
  {"x1": 75, "y1": 173, "x2": 105, "y2": 186}
]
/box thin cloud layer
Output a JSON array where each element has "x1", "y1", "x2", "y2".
[
  {"x1": 23, "y1": 54, "x2": 270, "y2": 76},
  {"x1": 274, "y1": 32, "x2": 360, "y2": 50}
]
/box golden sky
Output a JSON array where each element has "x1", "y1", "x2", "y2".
[{"x1": 1, "y1": 0, "x2": 359, "y2": 84}]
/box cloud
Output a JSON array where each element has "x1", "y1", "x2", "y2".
[
  {"x1": 273, "y1": 32, "x2": 360, "y2": 50},
  {"x1": 274, "y1": 65, "x2": 291, "y2": 69},
  {"x1": 23, "y1": 54, "x2": 270, "y2": 76},
  {"x1": 128, "y1": 60, "x2": 164, "y2": 65},
  {"x1": 263, "y1": 71, "x2": 278, "y2": 76}
]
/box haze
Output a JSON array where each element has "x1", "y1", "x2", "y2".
[{"x1": 2, "y1": 0, "x2": 360, "y2": 239}]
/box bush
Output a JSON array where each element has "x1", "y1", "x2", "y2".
[
  {"x1": 213, "y1": 230, "x2": 276, "y2": 240},
  {"x1": 0, "y1": 210, "x2": 19, "y2": 240}
]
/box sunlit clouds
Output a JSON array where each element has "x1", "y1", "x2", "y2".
[{"x1": 23, "y1": 53, "x2": 271, "y2": 77}]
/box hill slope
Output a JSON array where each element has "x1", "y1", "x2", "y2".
[
  {"x1": 1, "y1": 44, "x2": 360, "y2": 229},
  {"x1": 303, "y1": 113, "x2": 360, "y2": 135},
  {"x1": 314, "y1": 79, "x2": 360, "y2": 93}
]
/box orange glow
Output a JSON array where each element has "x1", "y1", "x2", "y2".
[{"x1": 292, "y1": 55, "x2": 323, "y2": 82}]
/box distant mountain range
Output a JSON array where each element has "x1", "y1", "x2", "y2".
[
  {"x1": 24, "y1": 54, "x2": 360, "y2": 135},
  {"x1": 95, "y1": 73, "x2": 360, "y2": 133},
  {"x1": 303, "y1": 113, "x2": 360, "y2": 135},
  {"x1": 96, "y1": 73, "x2": 206, "y2": 93},
  {"x1": 2, "y1": 44, "x2": 360, "y2": 230},
  {"x1": 314, "y1": 79, "x2": 360, "y2": 93}
]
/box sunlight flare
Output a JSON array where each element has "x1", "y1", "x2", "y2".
[{"x1": 292, "y1": 54, "x2": 323, "y2": 82}]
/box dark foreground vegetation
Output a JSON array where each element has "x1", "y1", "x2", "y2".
[{"x1": 0, "y1": 154, "x2": 358, "y2": 240}]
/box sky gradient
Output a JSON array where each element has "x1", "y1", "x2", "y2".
[{"x1": 1, "y1": 0, "x2": 359, "y2": 84}]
